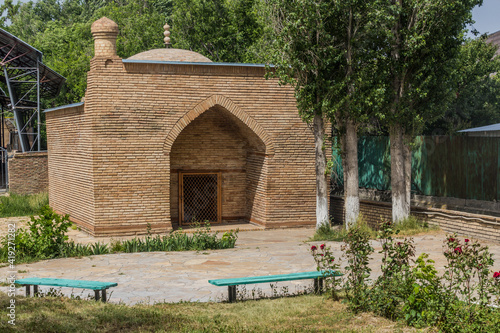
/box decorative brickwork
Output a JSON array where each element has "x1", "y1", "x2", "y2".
[
  {"x1": 45, "y1": 18, "x2": 322, "y2": 236},
  {"x1": 331, "y1": 196, "x2": 500, "y2": 242},
  {"x1": 8, "y1": 152, "x2": 48, "y2": 195}
]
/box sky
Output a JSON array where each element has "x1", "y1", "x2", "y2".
[
  {"x1": 469, "y1": 0, "x2": 500, "y2": 36},
  {"x1": 5, "y1": 0, "x2": 500, "y2": 37}
]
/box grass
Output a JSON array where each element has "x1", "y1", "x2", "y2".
[
  {"x1": 310, "y1": 216, "x2": 440, "y2": 242},
  {"x1": 0, "y1": 292, "x2": 424, "y2": 332},
  {"x1": 0, "y1": 192, "x2": 49, "y2": 218}
]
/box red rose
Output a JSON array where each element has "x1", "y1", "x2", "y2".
[
  {"x1": 331, "y1": 259, "x2": 335, "y2": 262},
  {"x1": 454, "y1": 247, "x2": 462, "y2": 254},
  {"x1": 320, "y1": 254, "x2": 324, "y2": 257},
  {"x1": 465, "y1": 239, "x2": 469, "y2": 243},
  {"x1": 448, "y1": 237, "x2": 455, "y2": 243},
  {"x1": 397, "y1": 242, "x2": 402, "y2": 246},
  {"x1": 320, "y1": 244, "x2": 325, "y2": 250},
  {"x1": 311, "y1": 245, "x2": 317, "y2": 251},
  {"x1": 494, "y1": 272, "x2": 500, "y2": 278}
]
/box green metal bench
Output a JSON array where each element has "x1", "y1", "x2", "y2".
[
  {"x1": 15, "y1": 278, "x2": 118, "y2": 302},
  {"x1": 208, "y1": 270, "x2": 342, "y2": 302}
]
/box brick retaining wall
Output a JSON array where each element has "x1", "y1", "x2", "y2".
[
  {"x1": 8, "y1": 152, "x2": 48, "y2": 195},
  {"x1": 331, "y1": 196, "x2": 500, "y2": 242}
]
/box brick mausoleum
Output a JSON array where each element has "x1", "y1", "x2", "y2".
[{"x1": 45, "y1": 17, "x2": 323, "y2": 236}]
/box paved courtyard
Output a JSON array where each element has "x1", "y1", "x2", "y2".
[{"x1": 1, "y1": 225, "x2": 499, "y2": 305}]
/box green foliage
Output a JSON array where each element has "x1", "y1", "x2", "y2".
[
  {"x1": 0, "y1": 192, "x2": 49, "y2": 218},
  {"x1": 0, "y1": 208, "x2": 237, "y2": 264},
  {"x1": 310, "y1": 222, "x2": 347, "y2": 242},
  {"x1": 171, "y1": 0, "x2": 264, "y2": 62},
  {"x1": 119, "y1": 223, "x2": 238, "y2": 253},
  {"x1": 1, "y1": 0, "x2": 170, "y2": 105},
  {"x1": 0, "y1": 206, "x2": 71, "y2": 261},
  {"x1": 341, "y1": 223, "x2": 373, "y2": 313},
  {"x1": 402, "y1": 253, "x2": 443, "y2": 327},
  {"x1": 338, "y1": 224, "x2": 500, "y2": 331},
  {"x1": 429, "y1": 37, "x2": 500, "y2": 134},
  {"x1": 266, "y1": 0, "x2": 382, "y2": 126},
  {"x1": 311, "y1": 215, "x2": 436, "y2": 242},
  {"x1": 310, "y1": 243, "x2": 341, "y2": 300},
  {"x1": 376, "y1": 0, "x2": 483, "y2": 135},
  {"x1": 371, "y1": 220, "x2": 415, "y2": 319}
]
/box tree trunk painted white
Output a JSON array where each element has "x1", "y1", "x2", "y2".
[
  {"x1": 313, "y1": 113, "x2": 329, "y2": 229},
  {"x1": 344, "y1": 120, "x2": 359, "y2": 229},
  {"x1": 403, "y1": 136, "x2": 412, "y2": 218},
  {"x1": 390, "y1": 123, "x2": 407, "y2": 223}
]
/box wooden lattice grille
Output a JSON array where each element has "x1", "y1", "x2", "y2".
[{"x1": 179, "y1": 173, "x2": 221, "y2": 224}]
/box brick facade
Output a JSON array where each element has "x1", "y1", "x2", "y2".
[
  {"x1": 45, "y1": 18, "x2": 322, "y2": 236},
  {"x1": 331, "y1": 196, "x2": 500, "y2": 242},
  {"x1": 8, "y1": 152, "x2": 48, "y2": 195}
]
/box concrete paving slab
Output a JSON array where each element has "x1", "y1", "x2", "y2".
[{"x1": 2, "y1": 226, "x2": 500, "y2": 305}]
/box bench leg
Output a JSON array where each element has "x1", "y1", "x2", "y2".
[
  {"x1": 33, "y1": 285, "x2": 39, "y2": 296},
  {"x1": 25, "y1": 285, "x2": 30, "y2": 297},
  {"x1": 228, "y1": 285, "x2": 237, "y2": 303},
  {"x1": 314, "y1": 278, "x2": 324, "y2": 294},
  {"x1": 94, "y1": 290, "x2": 100, "y2": 302},
  {"x1": 101, "y1": 289, "x2": 107, "y2": 303}
]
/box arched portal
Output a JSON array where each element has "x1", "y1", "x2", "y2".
[{"x1": 168, "y1": 100, "x2": 271, "y2": 226}]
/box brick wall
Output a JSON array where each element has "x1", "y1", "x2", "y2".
[
  {"x1": 8, "y1": 152, "x2": 48, "y2": 195},
  {"x1": 331, "y1": 196, "x2": 500, "y2": 242},
  {"x1": 46, "y1": 104, "x2": 95, "y2": 233},
  {"x1": 170, "y1": 108, "x2": 255, "y2": 224},
  {"x1": 45, "y1": 28, "x2": 322, "y2": 236}
]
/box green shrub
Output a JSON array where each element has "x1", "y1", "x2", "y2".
[
  {"x1": 0, "y1": 206, "x2": 72, "y2": 262},
  {"x1": 371, "y1": 220, "x2": 416, "y2": 320},
  {"x1": 311, "y1": 215, "x2": 375, "y2": 242},
  {"x1": 402, "y1": 253, "x2": 444, "y2": 327},
  {"x1": 310, "y1": 243, "x2": 341, "y2": 300},
  {"x1": 337, "y1": 223, "x2": 500, "y2": 331},
  {"x1": 118, "y1": 223, "x2": 238, "y2": 253},
  {"x1": 0, "y1": 210, "x2": 238, "y2": 264},
  {"x1": 341, "y1": 222, "x2": 374, "y2": 313},
  {"x1": 311, "y1": 215, "x2": 438, "y2": 242},
  {"x1": 0, "y1": 192, "x2": 49, "y2": 218},
  {"x1": 395, "y1": 216, "x2": 438, "y2": 236}
]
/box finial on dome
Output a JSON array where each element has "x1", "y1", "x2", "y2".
[{"x1": 164, "y1": 23, "x2": 171, "y2": 48}]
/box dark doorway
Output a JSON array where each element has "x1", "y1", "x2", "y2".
[{"x1": 179, "y1": 172, "x2": 221, "y2": 225}]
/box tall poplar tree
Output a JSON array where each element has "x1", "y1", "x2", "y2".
[
  {"x1": 379, "y1": 0, "x2": 482, "y2": 222},
  {"x1": 267, "y1": 0, "x2": 384, "y2": 228}
]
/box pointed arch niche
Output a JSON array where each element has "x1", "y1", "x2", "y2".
[{"x1": 165, "y1": 95, "x2": 274, "y2": 226}]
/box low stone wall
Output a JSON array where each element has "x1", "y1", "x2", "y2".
[
  {"x1": 331, "y1": 196, "x2": 500, "y2": 243},
  {"x1": 8, "y1": 152, "x2": 48, "y2": 195}
]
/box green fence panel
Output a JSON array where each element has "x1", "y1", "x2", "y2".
[
  {"x1": 498, "y1": 138, "x2": 500, "y2": 202},
  {"x1": 465, "y1": 137, "x2": 498, "y2": 201},
  {"x1": 332, "y1": 136, "x2": 499, "y2": 201},
  {"x1": 358, "y1": 136, "x2": 391, "y2": 190}
]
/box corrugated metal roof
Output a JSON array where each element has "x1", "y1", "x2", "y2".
[
  {"x1": 0, "y1": 28, "x2": 66, "y2": 99},
  {"x1": 122, "y1": 59, "x2": 272, "y2": 68},
  {"x1": 458, "y1": 123, "x2": 500, "y2": 132},
  {"x1": 44, "y1": 102, "x2": 84, "y2": 113}
]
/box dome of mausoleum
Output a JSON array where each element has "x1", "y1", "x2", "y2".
[
  {"x1": 128, "y1": 48, "x2": 212, "y2": 62},
  {"x1": 127, "y1": 23, "x2": 212, "y2": 63}
]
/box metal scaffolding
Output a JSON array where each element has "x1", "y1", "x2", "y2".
[{"x1": 0, "y1": 28, "x2": 65, "y2": 152}]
